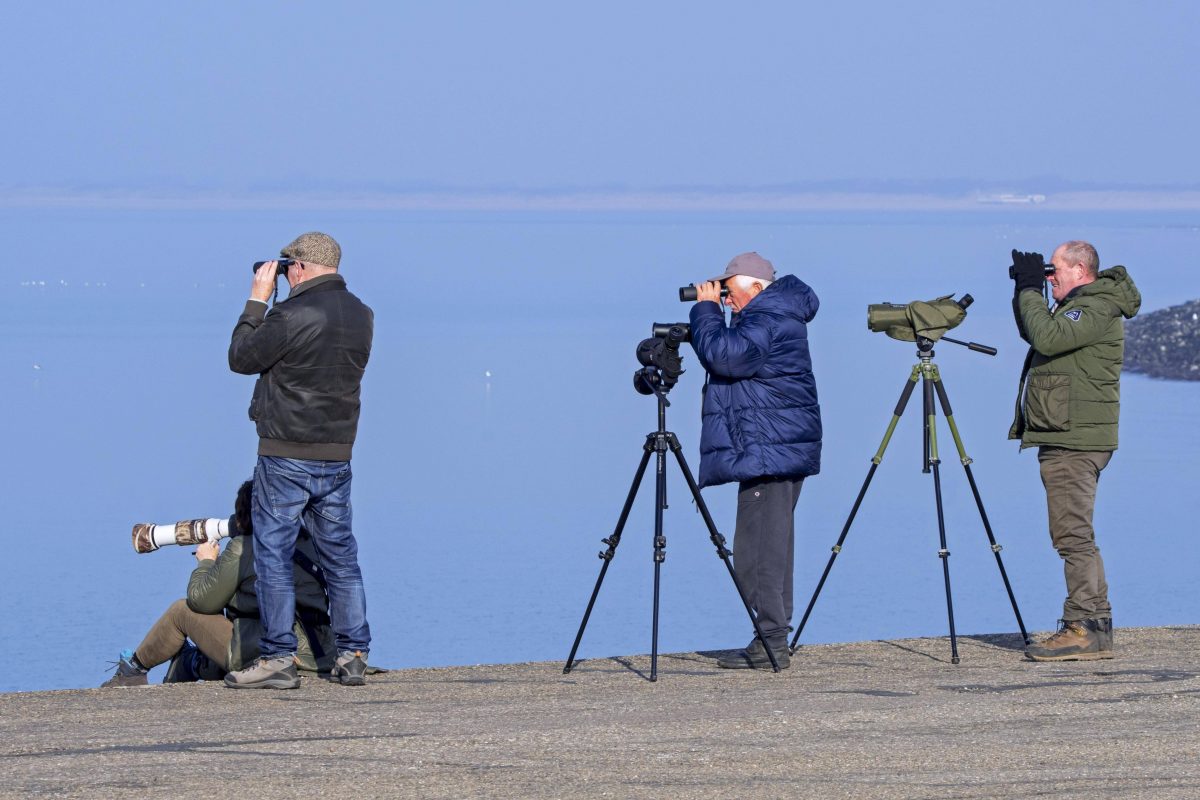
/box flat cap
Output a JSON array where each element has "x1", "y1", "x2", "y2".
[{"x1": 281, "y1": 231, "x2": 341, "y2": 269}]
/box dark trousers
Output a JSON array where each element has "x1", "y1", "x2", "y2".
[
  {"x1": 1038, "y1": 447, "x2": 1113, "y2": 621},
  {"x1": 733, "y1": 475, "x2": 805, "y2": 645}
]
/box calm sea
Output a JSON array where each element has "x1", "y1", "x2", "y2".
[{"x1": 1, "y1": 207, "x2": 1197, "y2": 692}]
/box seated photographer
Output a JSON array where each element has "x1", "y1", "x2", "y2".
[
  {"x1": 102, "y1": 480, "x2": 335, "y2": 687},
  {"x1": 689, "y1": 252, "x2": 822, "y2": 670}
]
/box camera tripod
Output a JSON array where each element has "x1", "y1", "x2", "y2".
[
  {"x1": 564, "y1": 381, "x2": 781, "y2": 680},
  {"x1": 790, "y1": 336, "x2": 1030, "y2": 663}
]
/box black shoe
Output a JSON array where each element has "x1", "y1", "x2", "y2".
[{"x1": 717, "y1": 639, "x2": 790, "y2": 670}]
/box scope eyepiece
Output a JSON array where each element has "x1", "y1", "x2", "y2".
[{"x1": 651, "y1": 322, "x2": 690, "y2": 345}]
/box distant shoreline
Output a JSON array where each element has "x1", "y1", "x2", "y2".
[{"x1": 4, "y1": 188, "x2": 1200, "y2": 213}]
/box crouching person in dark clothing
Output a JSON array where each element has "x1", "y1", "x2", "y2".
[
  {"x1": 688, "y1": 252, "x2": 822, "y2": 670},
  {"x1": 102, "y1": 481, "x2": 335, "y2": 687}
]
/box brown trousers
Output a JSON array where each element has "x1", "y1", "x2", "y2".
[
  {"x1": 134, "y1": 599, "x2": 232, "y2": 671},
  {"x1": 1037, "y1": 447, "x2": 1113, "y2": 622}
]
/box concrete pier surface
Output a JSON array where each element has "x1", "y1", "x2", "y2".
[{"x1": 2, "y1": 625, "x2": 1198, "y2": 799}]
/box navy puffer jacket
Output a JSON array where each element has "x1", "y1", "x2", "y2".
[{"x1": 688, "y1": 274, "x2": 822, "y2": 488}]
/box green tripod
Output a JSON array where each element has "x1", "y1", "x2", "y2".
[{"x1": 791, "y1": 335, "x2": 1030, "y2": 663}]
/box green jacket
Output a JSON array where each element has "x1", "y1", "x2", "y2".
[
  {"x1": 187, "y1": 533, "x2": 335, "y2": 672},
  {"x1": 1009, "y1": 266, "x2": 1141, "y2": 450}
]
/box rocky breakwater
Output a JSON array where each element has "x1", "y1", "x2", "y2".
[{"x1": 1124, "y1": 299, "x2": 1200, "y2": 380}]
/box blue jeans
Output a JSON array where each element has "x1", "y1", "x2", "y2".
[{"x1": 252, "y1": 456, "x2": 371, "y2": 658}]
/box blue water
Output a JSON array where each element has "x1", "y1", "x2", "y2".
[{"x1": 1, "y1": 208, "x2": 1197, "y2": 693}]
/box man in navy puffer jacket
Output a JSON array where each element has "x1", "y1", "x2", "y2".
[{"x1": 689, "y1": 252, "x2": 822, "y2": 670}]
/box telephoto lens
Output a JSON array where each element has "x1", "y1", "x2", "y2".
[{"x1": 679, "y1": 285, "x2": 730, "y2": 302}]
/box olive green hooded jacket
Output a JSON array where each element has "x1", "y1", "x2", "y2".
[
  {"x1": 1009, "y1": 266, "x2": 1141, "y2": 450},
  {"x1": 187, "y1": 533, "x2": 335, "y2": 672}
]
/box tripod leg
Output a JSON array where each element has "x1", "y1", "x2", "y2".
[
  {"x1": 925, "y1": 368, "x2": 960, "y2": 664},
  {"x1": 932, "y1": 375, "x2": 1031, "y2": 644},
  {"x1": 791, "y1": 366, "x2": 921, "y2": 651},
  {"x1": 564, "y1": 442, "x2": 654, "y2": 673},
  {"x1": 650, "y1": 436, "x2": 668, "y2": 681},
  {"x1": 666, "y1": 436, "x2": 781, "y2": 672}
]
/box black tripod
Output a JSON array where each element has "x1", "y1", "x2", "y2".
[
  {"x1": 790, "y1": 336, "x2": 1030, "y2": 663},
  {"x1": 564, "y1": 376, "x2": 781, "y2": 680}
]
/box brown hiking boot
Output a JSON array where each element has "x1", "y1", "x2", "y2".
[{"x1": 1025, "y1": 619, "x2": 1113, "y2": 662}]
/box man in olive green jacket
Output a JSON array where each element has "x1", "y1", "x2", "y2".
[{"x1": 1008, "y1": 241, "x2": 1141, "y2": 662}]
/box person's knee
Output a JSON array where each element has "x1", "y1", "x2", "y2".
[{"x1": 1055, "y1": 539, "x2": 1098, "y2": 558}]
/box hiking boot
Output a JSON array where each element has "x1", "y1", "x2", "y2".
[
  {"x1": 101, "y1": 649, "x2": 149, "y2": 688},
  {"x1": 333, "y1": 650, "x2": 368, "y2": 686},
  {"x1": 718, "y1": 638, "x2": 791, "y2": 670},
  {"x1": 1025, "y1": 619, "x2": 1113, "y2": 662},
  {"x1": 223, "y1": 655, "x2": 300, "y2": 689}
]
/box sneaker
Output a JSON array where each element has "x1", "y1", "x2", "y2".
[
  {"x1": 333, "y1": 650, "x2": 368, "y2": 686},
  {"x1": 101, "y1": 649, "x2": 148, "y2": 688},
  {"x1": 717, "y1": 638, "x2": 791, "y2": 670},
  {"x1": 1025, "y1": 619, "x2": 1113, "y2": 662},
  {"x1": 223, "y1": 655, "x2": 300, "y2": 689}
]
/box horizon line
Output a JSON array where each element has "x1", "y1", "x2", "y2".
[{"x1": 4, "y1": 187, "x2": 1200, "y2": 213}]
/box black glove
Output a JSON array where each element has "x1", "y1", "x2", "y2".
[{"x1": 1010, "y1": 249, "x2": 1047, "y2": 293}]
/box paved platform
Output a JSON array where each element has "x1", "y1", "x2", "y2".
[{"x1": 1, "y1": 625, "x2": 1198, "y2": 799}]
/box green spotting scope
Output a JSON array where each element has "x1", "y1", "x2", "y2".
[{"x1": 867, "y1": 294, "x2": 973, "y2": 343}]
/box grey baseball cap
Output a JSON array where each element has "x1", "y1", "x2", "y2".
[
  {"x1": 281, "y1": 231, "x2": 341, "y2": 269},
  {"x1": 708, "y1": 251, "x2": 776, "y2": 283}
]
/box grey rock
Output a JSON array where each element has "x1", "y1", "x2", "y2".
[{"x1": 1125, "y1": 299, "x2": 1200, "y2": 380}]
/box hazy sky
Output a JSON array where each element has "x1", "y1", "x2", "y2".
[{"x1": 5, "y1": 2, "x2": 1198, "y2": 192}]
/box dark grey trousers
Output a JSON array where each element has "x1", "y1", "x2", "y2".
[
  {"x1": 733, "y1": 475, "x2": 805, "y2": 645},
  {"x1": 1038, "y1": 447, "x2": 1113, "y2": 621}
]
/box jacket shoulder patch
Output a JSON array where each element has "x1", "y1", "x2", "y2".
[{"x1": 1064, "y1": 309, "x2": 1083, "y2": 321}]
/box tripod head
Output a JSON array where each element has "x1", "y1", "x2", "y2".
[
  {"x1": 915, "y1": 333, "x2": 998, "y2": 359},
  {"x1": 633, "y1": 322, "x2": 689, "y2": 403}
]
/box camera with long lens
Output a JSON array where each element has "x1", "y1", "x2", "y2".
[
  {"x1": 633, "y1": 322, "x2": 689, "y2": 396},
  {"x1": 251, "y1": 258, "x2": 295, "y2": 281},
  {"x1": 131, "y1": 517, "x2": 238, "y2": 554},
  {"x1": 678, "y1": 285, "x2": 729, "y2": 302}
]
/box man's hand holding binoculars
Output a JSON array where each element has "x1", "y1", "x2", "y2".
[
  {"x1": 1010, "y1": 249, "x2": 1050, "y2": 294},
  {"x1": 693, "y1": 280, "x2": 724, "y2": 304}
]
